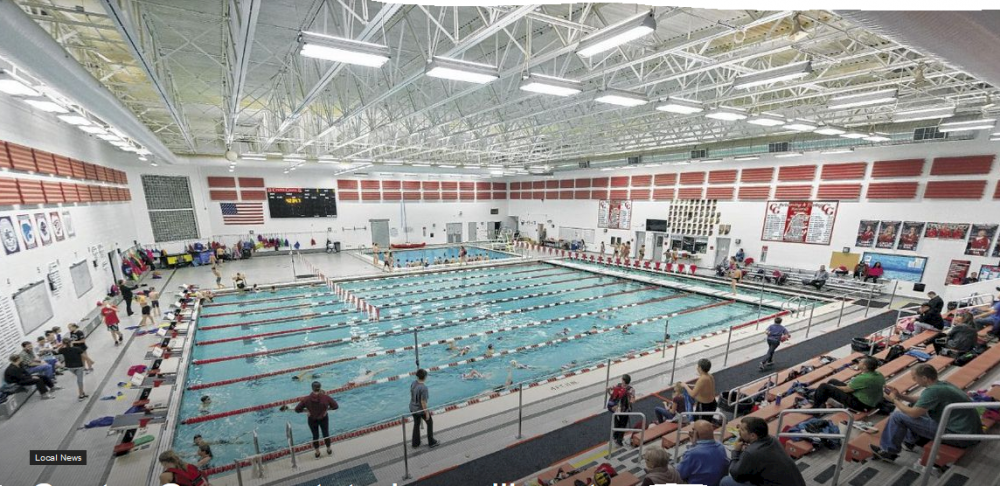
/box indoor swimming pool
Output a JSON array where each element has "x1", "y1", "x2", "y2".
[
  {"x1": 364, "y1": 244, "x2": 515, "y2": 266},
  {"x1": 175, "y1": 262, "x2": 781, "y2": 466}
]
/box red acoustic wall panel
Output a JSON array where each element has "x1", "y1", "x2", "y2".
[
  {"x1": 422, "y1": 181, "x2": 440, "y2": 190},
  {"x1": 477, "y1": 192, "x2": 492, "y2": 200},
  {"x1": 42, "y1": 182, "x2": 63, "y2": 202},
  {"x1": 678, "y1": 187, "x2": 703, "y2": 199},
  {"x1": 100, "y1": 186, "x2": 113, "y2": 201},
  {"x1": 402, "y1": 181, "x2": 421, "y2": 190},
  {"x1": 383, "y1": 192, "x2": 402, "y2": 201},
  {"x1": 208, "y1": 176, "x2": 237, "y2": 188},
  {"x1": 53, "y1": 155, "x2": 72, "y2": 177},
  {"x1": 994, "y1": 181, "x2": 1000, "y2": 200},
  {"x1": 816, "y1": 183, "x2": 863, "y2": 200},
  {"x1": 122, "y1": 189, "x2": 131, "y2": 201},
  {"x1": 382, "y1": 181, "x2": 402, "y2": 190},
  {"x1": 559, "y1": 179, "x2": 574, "y2": 188},
  {"x1": 575, "y1": 178, "x2": 590, "y2": 188},
  {"x1": 240, "y1": 190, "x2": 266, "y2": 201},
  {"x1": 740, "y1": 167, "x2": 773, "y2": 183},
  {"x1": 652, "y1": 188, "x2": 675, "y2": 201},
  {"x1": 774, "y1": 185, "x2": 813, "y2": 199},
  {"x1": 924, "y1": 180, "x2": 987, "y2": 199},
  {"x1": 654, "y1": 173, "x2": 677, "y2": 186},
  {"x1": 560, "y1": 190, "x2": 573, "y2": 200},
  {"x1": 339, "y1": 192, "x2": 359, "y2": 201},
  {"x1": 544, "y1": 180, "x2": 557, "y2": 189},
  {"x1": 460, "y1": 182, "x2": 474, "y2": 191},
  {"x1": 609, "y1": 189, "x2": 628, "y2": 200},
  {"x1": 70, "y1": 159, "x2": 86, "y2": 179},
  {"x1": 930, "y1": 155, "x2": 994, "y2": 176},
  {"x1": 777, "y1": 165, "x2": 816, "y2": 181},
  {"x1": 209, "y1": 190, "x2": 238, "y2": 201},
  {"x1": 708, "y1": 170, "x2": 738, "y2": 184},
  {"x1": 83, "y1": 163, "x2": 99, "y2": 180},
  {"x1": 0, "y1": 177, "x2": 21, "y2": 205},
  {"x1": 630, "y1": 189, "x2": 650, "y2": 201},
  {"x1": 591, "y1": 177, "x2": 609, "y2": 188},
  {"x1": 679, "y1": 172, "x2": 705, "y2": 185},
  {"x1": 591, "y1": 190, "x2": 608, "y2": 200},
  {"x1": 361, "y1": 191, "x2": 381, "y2": 201},
  {"x1": 738, "y1": 186, "x2": 771, "y2": 200},
  {"x1": 574, "y1": 190, "x2": 590, "y2": 199},
  {"x1": 492, "y1": 182, "x2": 506, "y2": 190},
  {"x1": 459, "y1": 192, "x2": 474, "y2": 200},
  {"x1": 0, "y1": 142, "x2": 11, "y2": 169},
  {"x1": 403, "y1": 192, "x2": 421, "y2": 201},
  {"x1": 610, "y1": 176, "x2": 629, "y2": 187},
  {"x1": 476, "y1": 182, "x2": 491, "y2": 191},
  {"x1": 97, "y1": 166, "x2": 110, "y2": 182},
  {"x1": 60, "y1": 183, "x2": 80, "y2": 202},
  {"x1": 7, "y1": 143, "x2": 36, "y2": 172},
  {"x1": 510, "y1": 182, "x2": 521, "y2": 190},
  {"x1": 871, "y1": 159, "x2": 923, "y2": 178},
  {"x1": 630, "y1": 175, "x2": 652, "y2": 187},
  {"x1": 34, "y1": 151, "x2": 57, "y2": 175},
  {"x1": 423, "y1": 191, "x2": 440, "y2": 201},
  {"x1": 441, "y1": 181, "x2": 458, "y2": 190},
  {"x1": 865, "y1": 182, "x2": 919, "y2": 199},
  {"x1": 361, "y1": 180, "x2": 381, "y2": 190},
  {"x1": 337, "y1": 179, "x2": 358, "y2": 189},
  {"x1": 441, "y1": 192, "x2": 458, "y2": 200},
  {"x1": 706, "y1": 186, "x2": 734, "y2": 200},
  {"x1": 492, "y1": 191, "x2": 506, "y2": 200},
  {"x1": 820, "y1": 162, "x2": 867, "y2": 180},
  {"x1": 530, "y1": 181, "x2": 544, "y2": 189},
  {"x1": 239, "y1": 177, "x2": 265, "y2": 187},
  {"x1": 17, "y1": 179, "x2": 45, "y2": 203}
]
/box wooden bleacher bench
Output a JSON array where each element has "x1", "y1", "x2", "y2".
[
  {"x1": 536, "y1": 463, "x2": 574, "y2": 485},
  {"x1": 766, "y1": 353, "x2": 864, "y2": 400},
  {"x1": 631, "y1": 420, "x2": 677, "y2": 447},
  {"x1": 890, "y1": 356, "x2": 953, "y2": 393},
  {"x1": 739, "y1": 358, "x2": 825, "y2": 396},
  {"x1": 552, "y1": 467, "x2": 639, "y2": 486},
  {"x1": 917, "y1": 385, "x2": 1000, "y2": 468}
]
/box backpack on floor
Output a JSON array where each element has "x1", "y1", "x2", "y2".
[
  {"x1": 954, "y1": 351, "x2": 979, "y2": 367},
  {"x1": 883, "y1": 344, "x2": 906, "y2": 362}
]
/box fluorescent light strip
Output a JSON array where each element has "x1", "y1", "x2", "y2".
[
  {"x1": 863, "y1": 135, "x2": 891, "y2": 142},
  {"x1": 426, "y1": 57, "x2": 498, "y2": 84},
  {"x1": 733, "y1": 155, "x2": 760, "y2": 161},
  {"x1": 820, "y1": 148, "x2": 854, "y2": 155},
  {"x1": 784, "y1": 120, "x2": 817, "y2": 132},
  {"x1": 732, "y1": 61, "x2": 812, "y2": 90},
  {"x1": 519, "y1": 74, "x2": 583, "y2": 97},
  {"x1": 828, "y1": 89, "x2": 898, "y2": 109},
  {"x1": 21, "y1": 97, "x2": 68, "y2": 113},
  {"x1": 746, "y1": 113, "x2": 785, "y2": 127},
  {"x1": 775, "y1": 152, "x2": 803, "y2": 158},
  {"x1": 893, "y1": 106, "x2": 955, "y2": 123},
  {"x1": 299, "y1": 32, "x2": 390, "y2": 67},
  {"x1": 0, "y1": 72, "x2": 40, "y2": 96},
  {"x1": 705, "y1": 106, "x2": 747, "y2": 121},
  {"x1": 577, "y1": 13, "x2": 656, "y2": 57},
  {"x1": 656, "y1": 97, "x2": 703, "y2": 114},
  {"x1": 57, "y1": 115, "x2": 91, "y2": 126},
  {"x1": 78, "y1": 125, "x2": 106, "y2": 135},
  {"x1": 814, "y1": 126, "x2": 846, "y2": 136},
  {"x1": 839, "y1": 132, "x2": 868, "y2": 139},
  {"x1": 595, "y1": 89, "x2": 648, "y2": 107},
  {"x1": 938, "y1": 118, "x2": 997, "y2": 132}
]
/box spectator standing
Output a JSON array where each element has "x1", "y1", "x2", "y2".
[
  {"x1": 759, "y1": 317, "x2": 790, "y2": 370},
  {"x1": 677, "y1": 420, "x2": 730, "y2": 486},
  {"x1": 810, "y1": 357, "x2": 885, "y2": 411},
  {"x1": 735, "y1": 248, "x2": 745, "y2": 263},
  {"x1": 600, "y1": 241, "x2": 605, "y2": 255},
  {"x1": 118, "y1": 280, "x2": 136, "y2": 316},
  {"x1": 864, "y1": 262, "x2": 884, "y2": 283},
  {"x1": 409, "y1": 369, "x2": 439, "y2": 448},
  {"x1": 67, "y1": 323, "x2": 95, "y2": 372},
  {"x1": 870, "y1": 364, "x2": 981, "y2": 462},
  {"x1": 294, "y1": 381, "x2": 339, "y2": 458},
  {"x1": 723, "y1": 416, "x2": 806, "y2": 486},
  {"x1": 56, "y1": 342, "x2": 88, "y2": 400},
  {"x1": 925, "y1": 291, "x2": 944, "y2": 316},
  {"x1": 681, "y1": 359, "x2": 718, "y2": 414},
  {"x1": 609, "y1": 374, "x2": 636, "y2": 447},
  {"x1": 639, "y1": 446, "x2": 682, "y2": 486}
]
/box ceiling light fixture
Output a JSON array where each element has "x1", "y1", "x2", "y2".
[
  {"x1": 892, "y1": 106, "x2": 955, "y2": 123},
  {"x1": 77, "y1": 125, "x2": 107, "y2": 135},
  {"x1": 412, "y1": 163, "x2": 431, "y2": 167},
  {"x1": 299, "y1": 32, "x2": 390, "y2": 67},
  {"x1": 820, "y1": 148, "x2": 855, "y2": 154},
  {"x1": 519, "y1": 74, "x2": 583, "y2": 97},
  {"x1": 784, "y1": 119, "x2": 818, "y2": 131},
  {"x1": 733, "y1": 61, "x2": 813, "y2": 90},
  {"x1": 283, "y1": 157, "x2": 306, "y2": 163},
  {"x1": 595, "y1": 88, "x2": 648, "y2": 107},
  {"x1": 241, "y1": 155, "x2": 267, "y2": 161},
  {"x1": 0, "y1": 71, "x2": 40, "y2": 96},
  {"x1": 863, "y1": 134, "x2": 891, "y2": 142},
  {"x1": 839, "y1": 132, "x2": 868, "y2": 139},
  {"x1": 426, "y1": 57, "x2": 498, "y2": 84},
  {"x1": 699, "y1": 158, "x2": 723, "y2": 164},
  {"x1": 438, "y1": 164, "x2": 456, "y2": 168},
  {"x1": 775, "y1": 152, "x2": 804, "y2": 158},
  {"x1": 814, "y1": 126, "x2": 847, "y2": 136},
  {"x1": 705, "y1": 106, "x2": 748, "y2": 121},
  {"x1": 21, "y1": 97, "x2": 68, "y2": 113},
  {"x1": 938, "y1": 118, "x2": 997, "y2": 132},
  {"x1": 656, "y1": 97, "x2": 703, "y2": 114},
  {"x1": 576, "y1": 12, "x2": 656, "y2": 58},
  {"x1": 746, "y1": 113, "x2": 785, "y2": 127},
  {"x1": 828, "y1": 89, "x2": 898, "y2": 109},
  {"x1": 57, "y1": 114, "x2": 91, "y2": 126},
  {"x1": 733, "y1": 155, "x2": 760, "y2": 161}
]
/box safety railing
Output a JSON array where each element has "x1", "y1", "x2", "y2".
[
  {"x1": 609, "y1": 412, "x2": 646, "y2": 457},
  {"x1": 728, "y1": 374, "x2": 779, "y2": 421},
  {"x1": 919, "y1": 402, "x2": 1000, "y2": 486},
  {"x1": 672, "y1": 411, "x2": 728, "y2": 463},
  {"x1": 775, "y1": 408, "x2": 854, "y2": 486}
]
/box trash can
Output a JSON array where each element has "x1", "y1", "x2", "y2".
[{"x1": 333, "y1": 241, "x2": 341, "y2": 253}]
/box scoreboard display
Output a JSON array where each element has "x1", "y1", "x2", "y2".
[{"x1": 266, "y1": 188, "x2": 337, "y2": 218}]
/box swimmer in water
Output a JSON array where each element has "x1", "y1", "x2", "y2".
[
  {"x1": 622, "y1": 324, "x2": 632, "y2": 335},
  {"x1": 556, "y1": 327, "x2": 571, "y2": 337},
  {"x1": 199, "y1": 395, "x2": 212, "y2": 414},
  {"x1": 457, "y1": 345, "x2": 471, "y2": 357},
  {"x1": 462, "y1": 370, "x2": 485, "y2": 380},
  {"x1": 560, "y1": 360, "x2": 579, "y2": 371},
  {"x1": 510, "y1": 360, "x2": 532, "y2": 370},
  {"x1": 597, "y1": 312, "x2": 612, "y2": 320},
  {"x1": 588, "y1": 325, "x2": 600, "y2": 335},
  {"x1": 485, "y1": 344, "x2": 495, "y2": 357},
  {"x1": 348, "y1": 367, "x2": 386, "y2": 386}
]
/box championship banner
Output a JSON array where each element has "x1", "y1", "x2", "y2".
[{"x1": 761, "y1": 200, "x2": 838, "y2": 245}]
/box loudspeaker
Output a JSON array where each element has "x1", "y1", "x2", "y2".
[{"x1": 913, "y1": 283, "x2": 926, "y2": 292}]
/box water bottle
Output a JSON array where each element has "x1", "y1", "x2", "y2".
[{"x1": 775, "y1": 394, "x2": 782, "y2": 407}]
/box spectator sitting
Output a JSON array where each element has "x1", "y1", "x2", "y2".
[
  {"x1": 801, "y1": 265, "x2": 829, "y2": 290},
  {"x1": 809, "y1": 357, "x2": 884, "y2": 411},
  {"x1": 723, "y1": 416, "x2": 806, "y2": 486},
  {"x1": 942, "y1": 302, "x2": 959, "y2": 325},
  {"x1": 833, "y1": 265, "x2": 850, "y2": 277},
  {"x1": 18, "y1": 341, "x2": 56, "y2": 380},
  {"x1": 932, "y1": 312, "x2": 979, "y2": 357},
  {"x1": 853, "y1": 262, "x2": 868, "y2": 280},
  {"x1": 4, "y1": 354, "x2": 59, "y2": 399},
  {"x1": 639, "y1": 446, "x2": 682, "y2": 486},
  {"x1": 735, "y1": 248, "x2": 745, "y2": 263},
  {"x1": 912, "y1": 304, "x2": 945, "y2": 333},
  {"x1": 972, "y1": 290, "x2": 1000, "y2": 338},
  {"x1": 653, "y1": 383, "x2": 687, "y2": 423},
  {"x1": 677, "y1": 420, "x2": 729, "y2": 486},
  {"x1": 870, "y1": 363, "x2": 981, "y2": 463},
  {"x1": 864, "y1": 262, "x2": 884, "y2": 283},
  {"x1": 742, "y1": 257, "x2": 754, "y2": 267}
]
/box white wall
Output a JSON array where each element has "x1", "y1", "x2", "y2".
[
  {"x1": 509, "y1": 137, "x2": 1000, "y2": 298},
  {"x1": 0, "y1": 95, "x2": 142, "y2": 356}
]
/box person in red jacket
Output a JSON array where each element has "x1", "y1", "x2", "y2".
[
  {"x1": 295, "y1": 381, "x2": 339, "y2": 458},
  {"x1": 968, "y1": 229, "x2": 991, "y2": 254},
  {"x1": 99, "y1": 301, "x2": 123, "y2": 345},
  {"x1": 158, "y1": 450, "x2": 209, "y2": 485}
]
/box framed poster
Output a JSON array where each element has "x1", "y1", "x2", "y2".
[
  {"x1": 992, "y1": 240, "x2": 1000, "y2": 258},
  {"x1": 597, "y1": 200, "x2": 632, "y2": 230},
  {"x1": 0, "y1": 216, "x2": 20, "y2": 255},
  {"x1": 856, "y1": 220, "x2": 878, "y2": 247},
  {"x1": 18, "y1": 214, "x2": 37, "y2": 250},
  {"x1": 965, "y1": 224, "x2": 997, "y2": 256},
  {"x1": 62, "y1": 211, "x2": 75, "y2": 237},
  {"x1": 35, "y1": 213, "x2": 52, "y2": 246},
  {"x1": 946, "y1": 259, "x2": 972, "y2": 285},
  {"x1": 597, "y1": 200, "x2": 610, "y2": 228},
  {"x1": 979, "y1": 264, "x2": 1000, "y2": 281},
  {"x1": 897, "y1": 222, "x2": 925, "y2": 251},
  {"x1": 925, "y1": 223, "x2": 969, "y2": 240},
  {"x1": 49, "y1": 212, "x2": 65, "y2": 242},
  {"x1": 875, "y1": 221, "x2": 900, "y2": 249},
  {"x1": 861, "y1": 252, "x2": 928, "y2": 283},
  {"x1": 760, "y1": 200, "x2": 839, "y2": 245},
  {"x1": 618, "y1": 200, "x2": 632, "y2": 230}
]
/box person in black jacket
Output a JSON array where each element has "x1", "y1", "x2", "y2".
[
  {"x1": 722, "y1": 416, "x2": 805, "y2": 486},
  {"x1": 118, "y1": 280, "x2": 136, "y2": 316},
  {"x1": 5, "y1": 355, "x2": 58, "y2": 399},
  {"x1": 925, "y1": 291, "x2": 944, "y2": 316},
  {"x1": 912, "y1": 303, "x2": 944, "y2": 333}
]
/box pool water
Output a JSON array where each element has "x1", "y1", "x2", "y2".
[
  {"x1": 175, "y1": 262, "x2": 778, "y2": 467},
  {"x1": 365, "y1": 245, "x2": 513, "y2": 267}
]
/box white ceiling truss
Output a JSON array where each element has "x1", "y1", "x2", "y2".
[{"x1": 15, "y1": 1, "x2": 1000, "y2": 169}]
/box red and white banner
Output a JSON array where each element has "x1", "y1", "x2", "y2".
[{"x1": 761, "y1": 200, "x2": 838, "y2": 245}]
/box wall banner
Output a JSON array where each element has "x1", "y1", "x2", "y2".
[{"x1": 761, "y1": 200, "x2": 838, "y2": 245}]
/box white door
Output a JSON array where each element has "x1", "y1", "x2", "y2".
[
  {"x1": 715, "y1": 237, "x2": 731, "y2": 267},
  {"x1": 446, "y1": 223, "x2": 462, "y2": 243},
  {"x1": 653, "y1": 235, "x2": 665, "y2": 262},
  {"x1": 370, "y1": 219, "x2": 390, "y2": 248}
]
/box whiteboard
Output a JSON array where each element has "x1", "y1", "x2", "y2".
[
  {"x1": 70, "y1": 260, "x2": 93, "y2": 298},
  {"x1": 558, "y1": 227, "x2": 596, "y2": 244},
  {"x1": 12, "y1": 280, "x2": 54, "y2": 335}
]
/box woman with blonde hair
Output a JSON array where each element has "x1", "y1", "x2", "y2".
[{"x1": 158, "y1": 450, "x2": 210, "y2": 485}]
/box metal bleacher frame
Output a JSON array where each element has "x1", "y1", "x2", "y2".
[
  {"x1": 775, "y1": 408, "x2": 855, "y2": 486},
  {"x1": 919, "y1": 402, "x2": 1000, "y2": 486},
  {"x1": 609, "y1": 412, "x2": 646, "y2": 457},
  {"x1": 672, "y1": 411, "x2": 728, "y2": 463}
]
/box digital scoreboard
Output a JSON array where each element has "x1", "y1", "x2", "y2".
[{"x1": 266, "y1": 188, "x2": 337, "y2": 218}]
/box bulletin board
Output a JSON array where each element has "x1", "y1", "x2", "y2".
[
  {"x1": 829, "y1": 252, "x2": 861, "y2": 271},
  {"x1": 12, "y1": 280, "x2": 54, "y2": 334},
  {"x1": 70, "y1": 260, "x2": 93, "y2": 298}
]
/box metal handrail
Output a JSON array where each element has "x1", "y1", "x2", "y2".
[
  {"x1": 673, "y1": 411, "x2": 728, "y2": 463},
  {"x1": 729, "y1": 373, "x2": 779, "y2": 421},
  {"x1": 775, "y1": 408, "x2": 853, "y2": 486},
  {"x1": 609, "y1": 411, "x2": 646, "y2": 456},
  {"x1": 919, "y1": 402, "x2": 1000, "y2": 486}
]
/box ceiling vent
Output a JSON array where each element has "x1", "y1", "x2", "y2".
[
  {"x1": 913, "y1": 126, "x2": 947, "y2": 141},
  {"x1": 690, "y1": 149, "x2": 707, "y2": 159},
  {"x1": 768, "y1": 141, "x2": 790, "y2": 153}
]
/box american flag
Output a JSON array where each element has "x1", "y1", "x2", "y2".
[{"x1": 220, "y1": 203, "x2": 264, "y2": 225}]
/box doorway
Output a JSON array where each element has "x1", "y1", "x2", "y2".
[
  {"x1": 653, "y1": 234, "x2": 665, "y2": 262},
  {"x1": 468, "y1": 222, "x2": 477, "y2": 242},
  {"x1": 446, "y1": 223, "x2": 462, "y2": 243},
  {"x1": 537, "y1": 223, "x2": 547, "y2": 242},
  {"x1": 634, "y1": 231, "x2": 645, "y2": 259},
  {"x1": 490, "y1": 221, "x2": 501, "y2": 240},
  {"x1": 370, "y1": 219, "x2": 390, "y2": 249},
  {"x1": 715, "y1": 237, "x2": 731, "y2": 267}
]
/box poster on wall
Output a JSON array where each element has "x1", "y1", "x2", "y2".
[
  {"x1": 855, "y1": 220, "x2": 878, "y2": 247},
  {"x1": 597, "y1": 200, "x2": 632, "y2": 230},
  {"x1": 992, "y1": 240, "x2": 1000, "y2": 258},
  {"x1": 618, "y1": 200, "x2": 632, "y2": 230},
  {"x1": 18, "y1": 214, "x2": 36, "y2": 250},
  {"x1": 35, "y1": 213, "x2": 51, "y2": 246},
  {"x1": 597, "y1": 200, "x2": 610, "y2": 228},
  {"x1": 861, "y1": 252, "x2": 927, "y2": 283},
  {"x1": 62, "y1": 211, "x2": 75, "y2": 237},
  {"x1": 897, "y1": 222, "x2": 925, "y2": 251},
  {"x1": 760, "y1": 200, "x2": 839, "y2": 245},
  {"x1": 0, "y1": 216, "x2": 20, "y2": 255},
  {"x1": 49, "y1": 212, "x2": 64, "y2": 242},
  {"x1": 925, "y1": 223, "x2": 969, "y2": 239},
  {"x1": 964, "y1": 224, "x2": 997, "y2": 256},
  {"x1": 608, "y1": 202, "x2": 621, "y2": 229},
  {"x1": 875, "y1": 221, "x2": 900, "y2": 249},
  {"x1": 946, "y1": 259, "x2": 972, "y2": 285},
  {"x1": 979, "y1": 265, "x2": 1000, "y2": 281}
]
